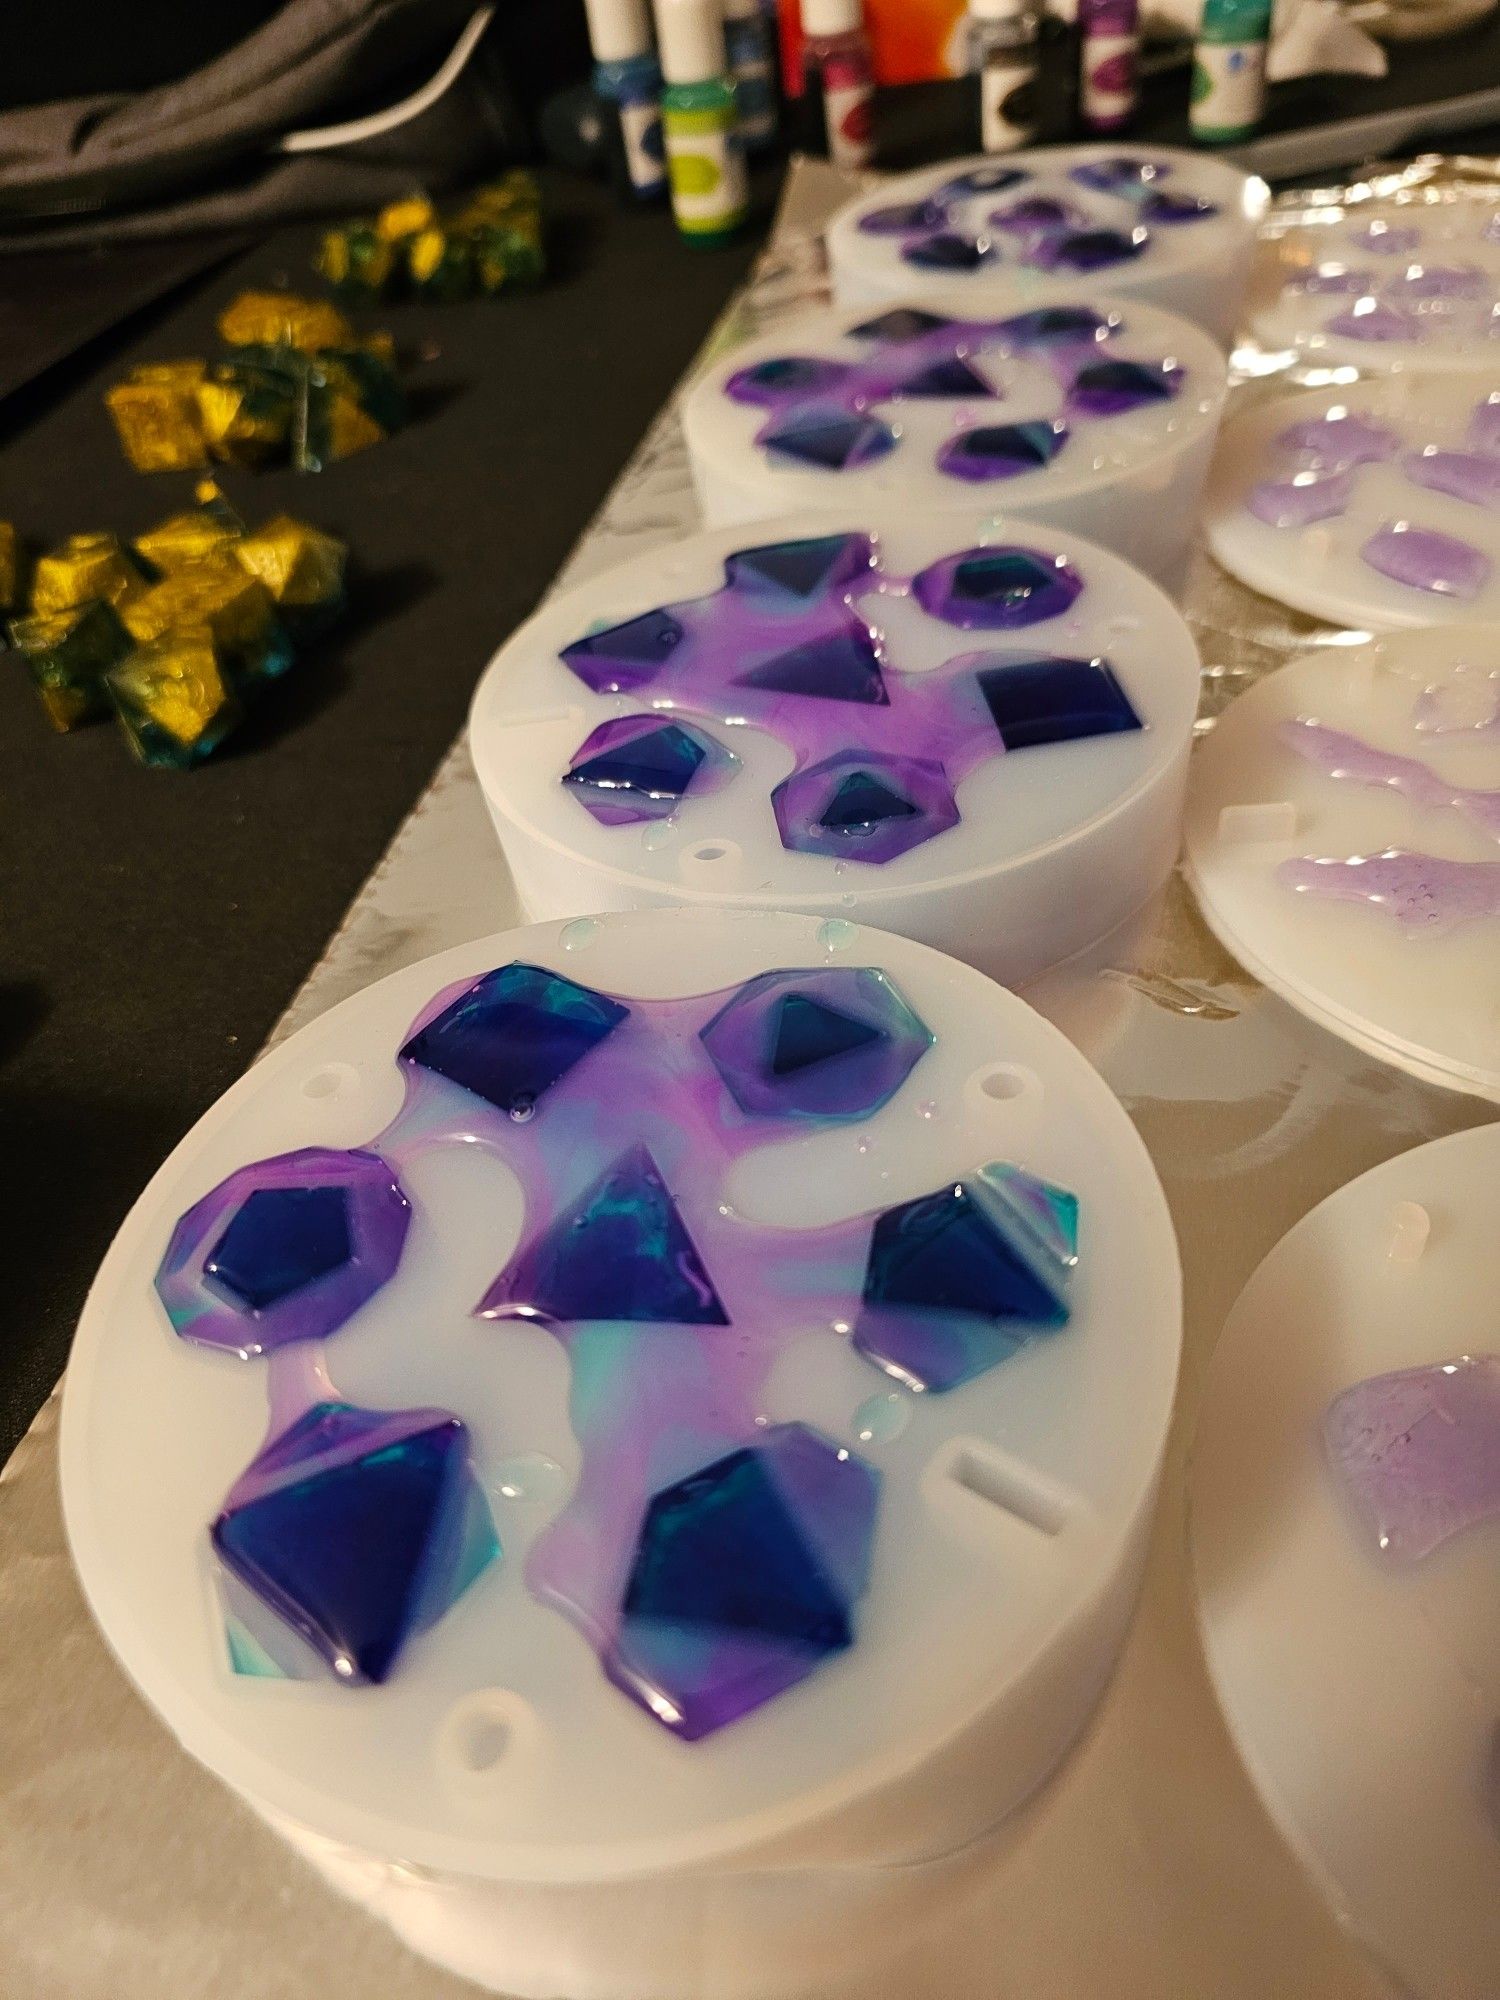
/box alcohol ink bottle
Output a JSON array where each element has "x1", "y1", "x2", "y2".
[
  {"x1": 585, "y1": 0, "x2": 667, "y2": 200},
  {"x1": 1078, "y1": 0, "x2": 1138, "y2": 133},
  {"x1": 658, "y1": 0, "x2": 751, "y2": 245},
  {"x1": 724, "y1": 0, "x2": 780, "y2": 150},
  {"x1": 800, "y1": 0, "x2": 876, "y2": 171},
  {"x1": 1191, "y1": 0, "x2": 1272, "y2": 143},
  {"x1": 968, "y1": 0, "x2": 1040, "y2": 154}
]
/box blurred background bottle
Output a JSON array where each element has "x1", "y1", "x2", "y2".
[
  {"x1": 798, "y1": 0, "x2": 876, "y2": 168},
  {"x1": 723, "y1": 0, "x2": 780, "y2": 148},
  {"x1": 968, "y1": 0, "x2": 1040, "y2": 151},
  {"x1": 657, "y1": 0, "x2": 750, "y2": 243},
  {"x1": 585, "y1": 0, "x2": 667, "y2": 198},
  {"x1": 1078, "y1": 0, "x2": 1139, "y2": 131}
]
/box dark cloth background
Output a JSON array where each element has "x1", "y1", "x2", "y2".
[{"x1": 0, "y1": 169, "x2": 761, "y2": 1463}]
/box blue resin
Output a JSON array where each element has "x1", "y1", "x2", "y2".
[
  {"x1": 564, "y1": 719, "x2": 707, "y2": 803},
  {"x1": 818, "y1": 768, "x2": 920, "y2": 832},
  {"x1": 903, "y1": 233, "x2": 993, "y2": 271},
  {"x1": 400, "y1": 962, "x2": 628, "y2": 1117},
  {"x1": 612, "y1": 1423, "x2": 879, "y2": 1739},
  {"x1": 724, "y1": 533, "x2": 876, "y2": 601},
  {"x1": 213, "y1": 1402, "x2": 497, "y2": 1685},
  {"x1": 482, "y1": 1144, "x2": 729, "y2": 1325},
  {"x1": 938, "y1": 420, "x2": 1070, "y2": 481},
  {"x1": 560, "y1": 607, "x2": 685, "y2": 695},
  {"x1": 759, "y1": 410, "x2": 898, "y2": 472},
  {"x1": 856, "y1": 1171, "x2": 1074, "y2": 1391},
  {"x1": 847, "y1": 307, "x2": 957, "y2": 343},
  {"x1": 770, "y1": 993, "x2": 882, "y2": 1076},
  {"x1": 977, "y1": 654, "x2": 1143, "y2": 749},
  {"x1": 699, "y1": 965, "x2": 934, "y2": 1121},
  {"x1": 204, "y1": 1185, "x2": 352, "y2": 1312},
  {"x1": 1068, "y1": 357, "x2": 1180, "y2": 416},
  {"x1": 897, "y1": 354, "x2": 995, "y2": 398},
  {"x1": 916, "y1": 547, "x2": 1083, "y2": 628}
]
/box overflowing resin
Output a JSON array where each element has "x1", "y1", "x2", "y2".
[
  {"x1": 1324, "y1": 1355, "x2": 1500, "y2": 1561},
  {"x1": 1239, "y1": 393, "x2": 1499, "y2": 603},
  {"x1": 1260, "y1": 201, "x2": 1500, "y2": 361},
  {"x1": 724, "y1": 305, "x2": 1185, "y2": 489},
  {"x1": 855, "y1": 155, "x2": 1218, "y2": 278},
  {"x1": 555, "y1": 532, "x2": 1140, "y2": 867},
  {"x1": 159, "y1": 959, "x2": 1083, "y2": 1733}
]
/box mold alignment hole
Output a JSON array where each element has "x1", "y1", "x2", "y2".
[
  {"x1": 302, "y1": 1062, "x2": 357, "y2": 1101},
  {"x1": 440, "y1": 1692, "x2": 525, "y2": 1780},
  {"x1": 975, "y1": 1064, "x2": 1033, "y2": 1102},
  {"x1": 694, "y1": 843, "x2": 728, "y2": 862}
]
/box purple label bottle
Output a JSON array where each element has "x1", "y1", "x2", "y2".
[{"x1": 1078, "y1": 0, "x2": 1139, "y2": 133}]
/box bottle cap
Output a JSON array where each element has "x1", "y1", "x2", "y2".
[
  {"x1": 971, "y1": 0, "x2": 1029, "y2": 18},
  {"x1": 723, "y1": 0, "x2": 760, "y2": 19},
  {"x1": 654, "y1": 0, "x2": 729, "y2": 83},
  {"x1": 800, "y1": 0, "x2": 865, "y2": 38},
  {"x1": 584, "y1": 0, "x2": 654, "y2": 65}
]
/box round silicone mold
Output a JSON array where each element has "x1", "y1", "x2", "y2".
[
  {"x1": 1251, "y1": 194, "x2": 1500, "y2": 375},
  {"x1": 682, "y1": 293, "x2": 1228, "y2": 588},
  {"x1": 826, "y1": 146, "x2": 1267, "y2": 342},
  {"x1": 61, "y1": 908, "x2": 1182, "y2": 1999},
  {"x1": 1192, "y1": 1125, "x2": 1500, "y2": 2000},
  {"x1": 1203, "y1": 376, "x2": 1500, "y2": 629},
  {"x1": 468, "y1": 512, "x2": 1202, "y2": 992},
  {"x1": 1183, "y1": 626, "x2": 1500, "y2": 1102}
]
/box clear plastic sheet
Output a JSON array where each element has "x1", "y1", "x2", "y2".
[{"x1": 1, "y1": 155, "x2": 1494, "y2": 2000}]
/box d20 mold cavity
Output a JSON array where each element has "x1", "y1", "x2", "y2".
[
  {"x1": 156, "y1": 1147, "x2": 411, "y2": 1358},
  {"x1": 213, "y1": 1400, "x2": 497, "y2": 1684},
  {"x1": 563, "y1": 715, "x2": 717, "y2": 825},
  {"x1": 608, "y1": 1423, "x2": 880, "y2": 1739},
  {"x1": 914, "y1": 545, "x2": 1083, "y2": 628},
  {"x1": 976, "y1": 653, "x2": 1142, "y2": 749},
  {"x1": 699, "y1": 965, "x2": 933, "y2": 1120},
  {"x1": 773, "y1": 752, "x2": 961, "y2": 864}
]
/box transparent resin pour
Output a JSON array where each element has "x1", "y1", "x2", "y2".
[{"x1": 155, "y1": 957, "x2": 1082, "y2": 1739}]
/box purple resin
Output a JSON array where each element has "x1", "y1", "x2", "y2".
[
  {"x1": 868, "y1": 155, "x2": 1215, "y2": 278},
  {"x1": 1294, "y1": 266, "x2": 1375, "y2": 297},
  {"x1": 1280, "y1": 719, "x2": 1500, "y2": 842},
  {"x1": 562, "y1": 714, "x2": 732, "y2": 827},
  {"x1": 1361, "y1": 524, "x2": 1492, "y2": 600},
  {"x1": 1402, "y1": 448, "x2": 1500, "y2": 511},
  {"x1": 1390, "y1": 263, "x2": 1487, "y2": 301},
  {"x1": 1469, "y1": 394, "x2": 1500, "y2": 455},
  {"x1": 1279, "y1": 848, "x2": 1500, "y2": 931},
  {"x1": 1247, "y1": 469, "x2": 1355, "y2": 530},
  {"x1": 1324, "y1": 1355, "x2": 1500, "y2": 1561},
  {"x1": 1348, "y1": 219, "x2": 1422, "y2": 257},
  {"x1": 553, "y1": 533, "x2": 1129, "y2": 867},
  {"x1": 1327, "y1": 301, "x2": 1419, "y2": 343},
  {"x1": 725, "y1": 307, "x2": 1185, "y2": 491},
  {"x1": 1274, "y1": 413, "x2": 1400, "y2": 469},
  {"x1": 154, "y1": 1147, "x2": 411, "y2": 1358},
  {"x1": 699, "y1": 966, "x2": 933, "y2": 1117}
]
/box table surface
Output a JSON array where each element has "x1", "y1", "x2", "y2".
[{"x1": 0, "y1": 166, "x2": 760, "y2": 1465}]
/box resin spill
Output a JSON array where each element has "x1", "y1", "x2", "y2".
[{"x1": 1324, "y1": 1355, "x2": 1500, "y2": 1561}]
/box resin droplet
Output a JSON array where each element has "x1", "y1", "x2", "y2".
[
  {"x1": 607, "y1": 1423, "x2": 879, "y2": 1738},
  {"x1": 853, "y1": 1390, "x2": 911, "y2": 1445},
  {"x1": 938, "y1": 421, "x2": 1069, "y2": 482},
  {"x1": 1324, "y1": 1355, "x2": 1500, "y2": 1561},
  {"x1": 213, "y1": 1401, "x2": 498, "y2": 1684}
]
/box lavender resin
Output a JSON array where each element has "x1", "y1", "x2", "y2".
[
  {"x1": 1324, "y1": 1355, "x2": 1500, "y2": 1562},
  {"x1": 163, "y1": 957, "x2": 1085, "y2": 1735}
]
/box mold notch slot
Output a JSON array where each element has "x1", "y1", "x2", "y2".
[{"x1": 939, "y1": 1438, "x2": 1079, "y2": 1537}]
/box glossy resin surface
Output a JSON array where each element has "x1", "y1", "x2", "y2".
[
  {"x1": 62, "y1": 912, "x2": 1182, "y2": 1880},
  {"x1": 1205, "y1": 378, "x2": 1500, "y2": 630}
]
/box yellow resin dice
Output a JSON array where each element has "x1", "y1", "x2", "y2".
[
  {"x1": 105, "y1": 632, "x2": 243, "y2": 767},
  {"x1": 30, "y1": 532, "x2": 144, "y2": 616},
  {"x1": 105, "y1": 362, "x2": 211, "y2": 473},
  {"x1": 232, "y1": 514, "x2": 347, "y2": 628},
  {"x1": 216, "y1": 290, "x2": 355, "y2": 354}
]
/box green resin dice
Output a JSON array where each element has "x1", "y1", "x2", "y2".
[{"x1": 9, "y1": 599, "x2": 132, "y2": 732}]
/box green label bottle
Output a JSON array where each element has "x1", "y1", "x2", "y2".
[{"x1": 658, "y1": 0, "x2": 750, "y2": 245}]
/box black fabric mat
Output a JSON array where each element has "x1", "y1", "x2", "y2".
[{"x1": 0, "y1": 166, "x2": 764, "y2": 1462}]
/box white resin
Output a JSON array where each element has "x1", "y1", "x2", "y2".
[
  {"x1": 1251, "y1": 195, "x2": 1500, "y2": 375},
  {"x1": 1192, "y1": 1124, "x2": 1500, "y2": 2000},
  {"x1": 1184, "y1": 626, "x2": 1500, "y2": 1102},
  {"x1": 469, "y1": 512, "x2": 1202, "y2": 991},
  {"x1": 61, "y1": 910, "x2": 1181, "y2": 1997},
  {"x1": 1203, "y1": 376, "x2": 1500, "y2": 630},
  {"x1": 683, "y1": 294, "x2": 1228, "y2": 588},
  {"x1": 826, "y1": 145, "x2": 1266, "y2": 342}
]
